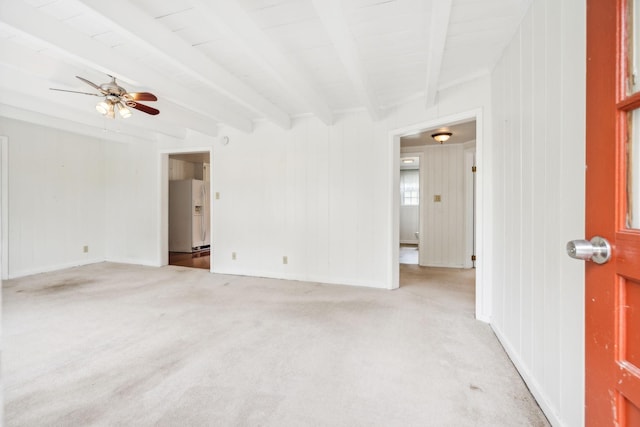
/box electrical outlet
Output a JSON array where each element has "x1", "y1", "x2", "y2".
[
  {"x1": 83, "y1": 245, "x2": 89, "y2": 253},
  {"x1": 283, "y1": 256, "x2": 288, "y2": 265},
  {"x1": 232, "y1": 252, "x2": 236, "y2": 260}
]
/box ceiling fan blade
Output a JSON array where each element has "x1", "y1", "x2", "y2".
[
  {"x1": 76, "y1": 76, "x2": 106, "y2": 93},
  {"x1": 125, "y1": 92, "x2": 157, "y2": 101},
  {"x1": 130, "y1": 102, "x2": 160, "y2": 115},
  {"x1": 49, "y1": 88, "x2": 102, "y2": 96}
]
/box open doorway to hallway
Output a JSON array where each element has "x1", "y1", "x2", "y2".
[
  {"x1": 167, "y1": 152, "x2": 211, "y2": 270},
  {"x1": 397, "y1": 119, "x2": 477, "y2": 272},
  {"x1": 399, "y1": 153, "x2": 421, "y2": 265}
]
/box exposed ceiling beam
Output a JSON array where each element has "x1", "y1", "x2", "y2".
[
  {"x1": 424, "y1": 0, "x2": 453, "y2": 108},
  {"x1": 311, "y1": 0, "x2": 381, "y2": 121},
  {"x1": 77, "y1": 0, "x2": 291, "y2": 130},
  {"x1": 191, "y1": 0, "x2": 334, "y2": 126},
  {"x1": 0, "y1": 0, "x2": 254, "y2": 133}
]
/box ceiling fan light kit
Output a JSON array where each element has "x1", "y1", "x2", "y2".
[
  {"x1": 51, "y1": 75, "x2": 159, "y2": 119},
  {"x1": 117, "y1": 103, "x2": 132, "y2": 118}
]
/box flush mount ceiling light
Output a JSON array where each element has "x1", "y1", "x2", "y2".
[
  {"x1": 431, "y1": 132, "x2": 452, "y2": 144},
  {"x1": 402, "y1": 159, "x2": 414, "y2": 164}
]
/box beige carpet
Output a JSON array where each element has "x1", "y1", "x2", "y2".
[{"x1": 3, "y1": 263, "x2": 548, "y2": 426}]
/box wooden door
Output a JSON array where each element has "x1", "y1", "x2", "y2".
[{"x1": 586, "y1": 0, "x2": 640, "y2": 424}]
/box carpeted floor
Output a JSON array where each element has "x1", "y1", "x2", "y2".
[{"x1": 2, "y1": 263, "x2": 549, "y2": 426}]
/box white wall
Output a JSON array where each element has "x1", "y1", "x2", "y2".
[
  {"x1": 208, "y1": 82, "x2": 489, "y2": 288},
  {"x1": 0, "y1": 118, "x2": 106, "y2": 278},
  {"x1": 489, "y1": 0, "x2": 585, "y2": 425},
  {"x1": 401, "y1": 143, "x2": 469, "y2": 267},
  {"x1": 399, "y1": 204, "x2": 419, "y2": 244},
  {"x1": 168, "y1": 158, "x2": 196, "y2": 181},
  {"x1": 422, "y1": 144, "x2": 466, "y2": 267},
  {"x1": 211, "y1": 114, "x2": 389, "y2": 287},
  {"x1": 0, "y1": 75, "x2": 492, "y2": 292},
  {"x1": 103, "y1": 138, "x2": 160, "y2": 266}
]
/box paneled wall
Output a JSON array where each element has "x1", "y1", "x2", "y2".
[
  {"x1": 489, "y1": 0, "x2": 585, "y2": 425},
  {"x1": 168, "y1": 158, "x2": 196, "y2": 181},
  {"x1": 103, "y1": 138, "x2": 160, "y2": 266},
  {"x1": 1, "y1": 75, "x2": 492, "y2": 291},
  {"x1": 168, "y1": 158, "x2": 210, "y2": 181},
  {"x1": 0, "y1": 118, "x2": 106, "y2": 277},
  {"x1": 209, "y1": 104, "x2": 481, "y2": 286},
  {"x1": 401, "y1": 143, "x2": 472, "y2": 268},
  {"x1": 422, "y1": 144, "x2": 466, "y2": 267},
  {"x1": 399, "y1": 205, "x2": 419, "y2": 244},
  {"x1": 211, "y1": 114, "x2": 390, "y2": 287}
]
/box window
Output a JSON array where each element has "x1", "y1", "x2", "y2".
[{"x1": 400, "y1": 169, "x2": 419, "y2": 206}]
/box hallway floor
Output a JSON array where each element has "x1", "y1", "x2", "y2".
[
  {"x1": 168, "y1": 250, "x2": 210, "y2": 270},
  {"x1": 399, "y1": 243, "x2": 419, "y2": 264},
  {"x1": 3, "y1": 263, "x2": 548, "y2": 426}
]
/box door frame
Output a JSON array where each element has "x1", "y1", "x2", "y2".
[
  {"x1": 158, "y1": 147, "x2": 213, "y2": 272},
  {"x1": 464, "y1": 144, "x2": 476, "y2": 269},
  {"x1": 387, "y1": 108, "x2": 488, "y2": 321}
]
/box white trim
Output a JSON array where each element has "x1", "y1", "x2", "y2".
[
  {"x1": 1, "y1": 136, "x2": 8, "y2": 280},
  {"x1": 464, "y1": 148, "x2": 476, "y2": 269},
  {"x1": 388, "y1": 134, "x2": 401, "y2": 289},
  {"x1": 158, "y1": 146, "x2": 214, "y2": 273},
  {"x1": 388, "y1": 108, "x2": 490, "y2": 321}
]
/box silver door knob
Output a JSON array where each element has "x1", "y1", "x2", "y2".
[{"x1": 566, "y1": 236, "x2": 611, "y2": 264}]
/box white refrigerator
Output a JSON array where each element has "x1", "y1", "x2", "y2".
[{"x1": 169, "y1": 179, "x2": 210, "y2": 252}]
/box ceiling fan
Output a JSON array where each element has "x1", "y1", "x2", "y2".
[{"x1": 50, "y1": 75, "x2": 159, "y2": 119}]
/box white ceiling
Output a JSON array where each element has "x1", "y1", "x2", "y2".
[{"x1": 0, "y1": 0, "x2": 532, "y2": 139}]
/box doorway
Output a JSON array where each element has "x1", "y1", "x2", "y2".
[
  {"x1": 399, "y1": 152, "x2": 422, "y2": 265},
  {"x1": 390, "y1": 111, "x2": 486, "y2": 320},
  {"x1": 398, "y1": 120, "x2": 476, "y2": 269},
  {"x1": 159, "y1": 149, "x2": 212, "y2": 271}
]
